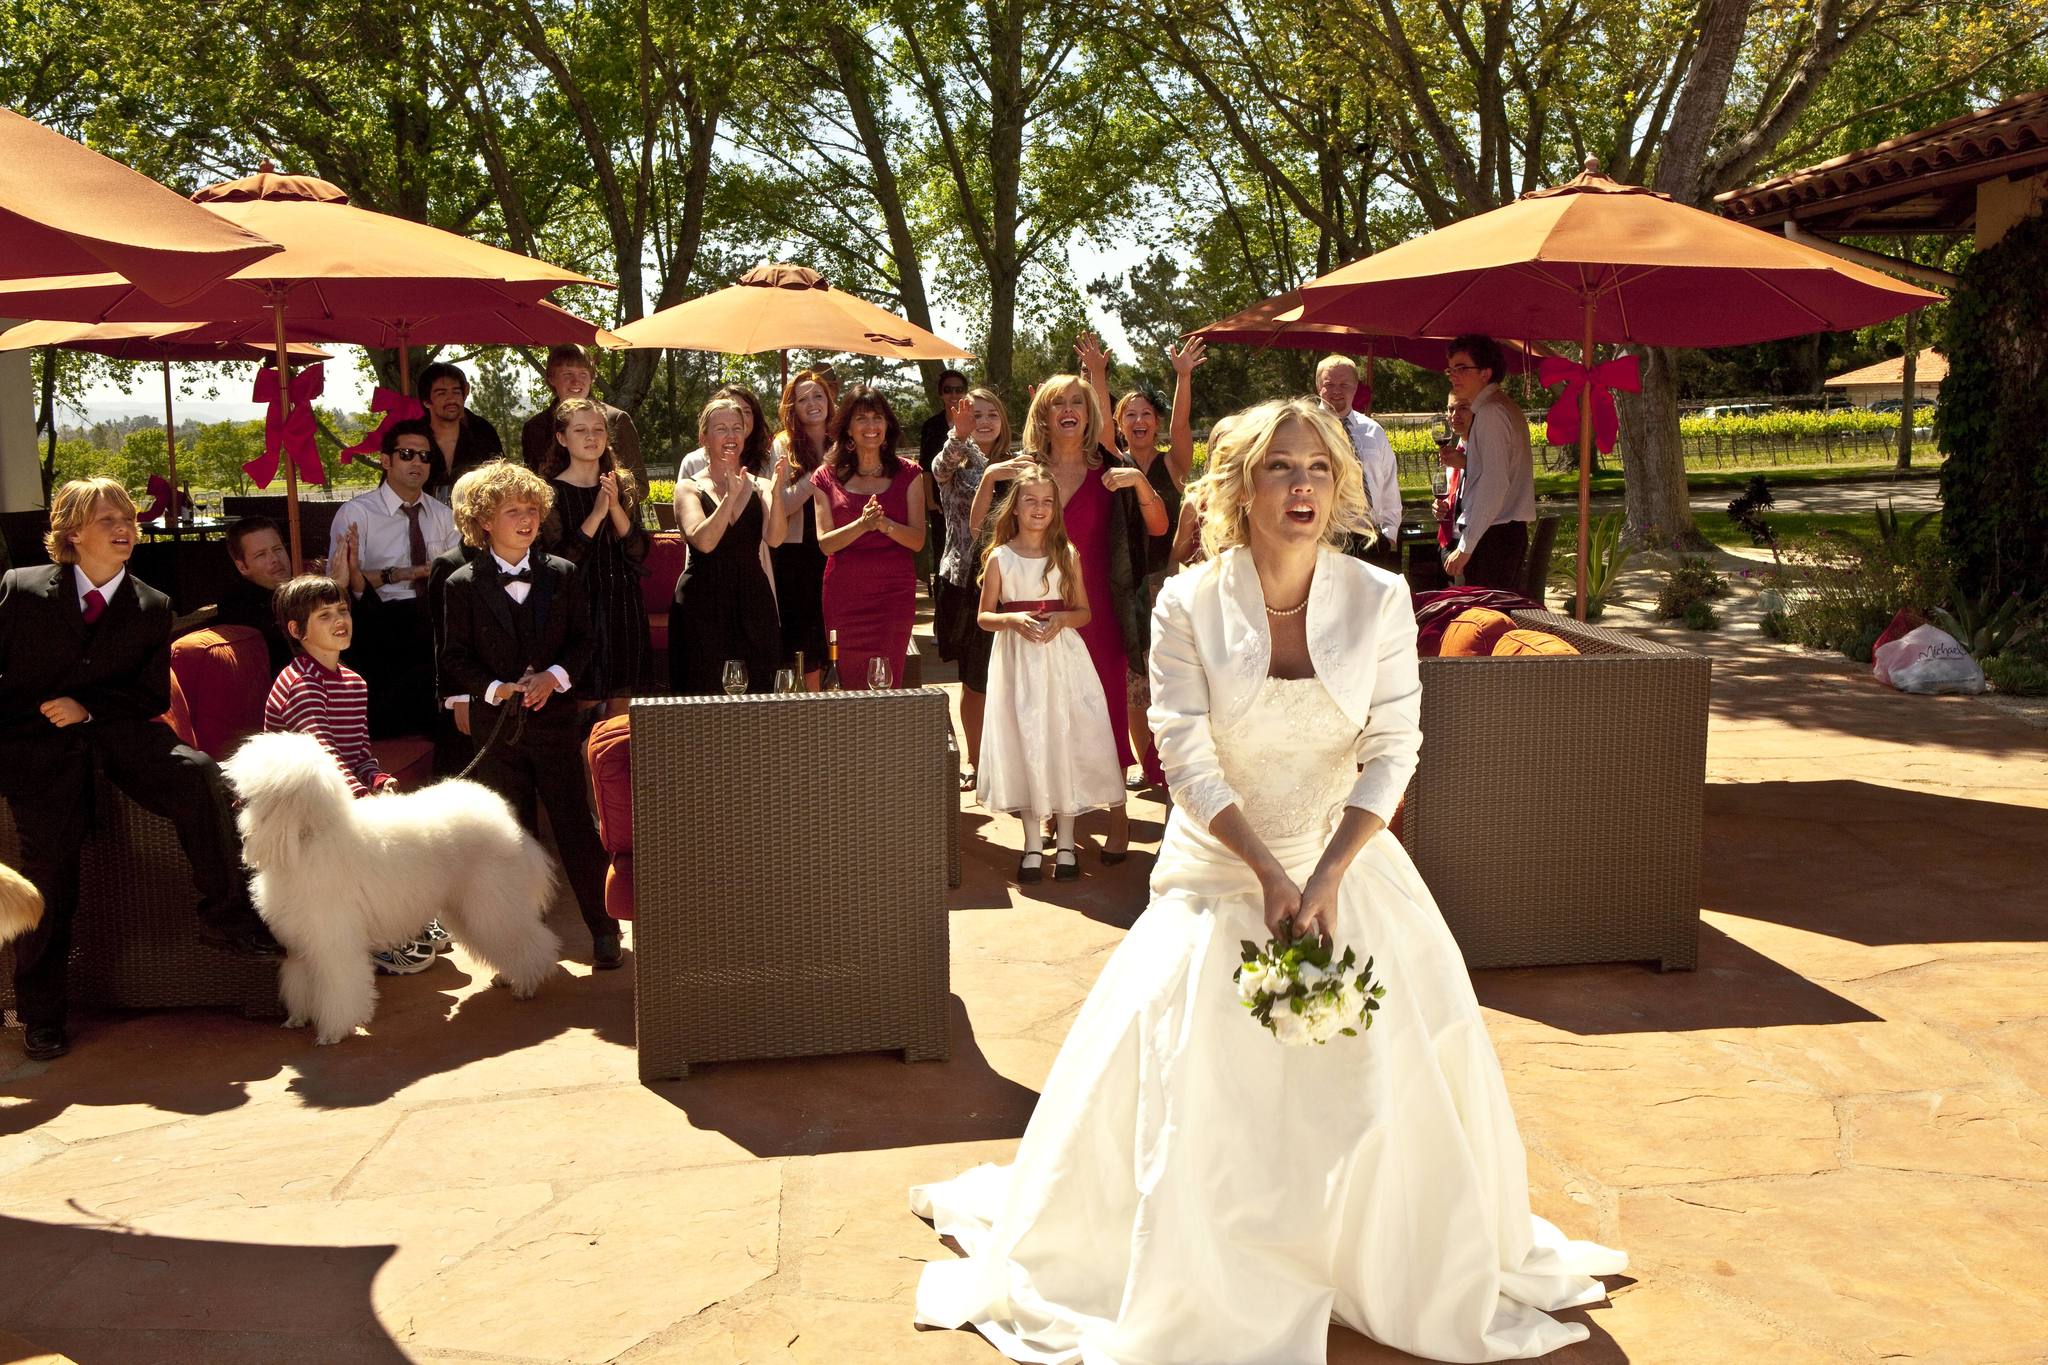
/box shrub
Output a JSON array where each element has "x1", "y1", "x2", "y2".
[
  {"x1": 1777, "y1": 525, "x2": 1949, "y2": 659},
  {"x1": 1984, "y1": 654, "x2": 2048, "y2": 696},
  {"x1": 1558, "y1": 513, "x2": 1634, "y2": 621},
  {"x1": 1656, "y1": 556, "x2": 1727, "y2": 622},
  {"x1": 1680, "y1": 598, "x2": 1718, "y2": 630}
]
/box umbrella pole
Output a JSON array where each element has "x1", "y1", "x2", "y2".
[
  {"x1": 273, "y1": 301, "x2": 303, "y2": 570},
  {"x1": 398, "y1": 331, "x2": 411, "y2": 396},
  {"x1": 161, "y1": 359, "x2": 179, "y2": 525},
  {"x1": 1575, "y1": 300, "x2": 1593, "y2": 622}
]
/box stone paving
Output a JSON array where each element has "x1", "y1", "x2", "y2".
[{"x1": 3, "y1": 616, "x2": 2046, "y2": 1364}]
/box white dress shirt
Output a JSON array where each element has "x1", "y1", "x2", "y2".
[
  {"x1": 75, "y1": 565, "x2": 127, "y2": 611},
  {"x1": 330, "y1": 482, "x2": 459, "y2": 602},
  {"x1": 484, "y1": 550, "x2": 572, "y2": 705},
  {"x1": 1453, "y1": 384, "x2": 1538, "y2": 557},
  {"x1": 1333, "y1": 408, "x2": 1402, "y2": 541}
]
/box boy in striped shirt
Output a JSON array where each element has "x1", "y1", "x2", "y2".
[{"x1": 263, "y1": 573, "x2": 390, "y2": 797}]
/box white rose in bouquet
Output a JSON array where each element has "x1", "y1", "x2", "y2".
[{"x1": 1270, "y1": 1006, "x2": 1310, "y2": 1047}]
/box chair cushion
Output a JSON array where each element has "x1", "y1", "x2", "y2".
[
  {"x1": 1438, "y1": 608, "x2": 1516, "y2": 657},
  {"x1": 586, "y1": 714, "x2": 633, "y2": 856},
  {"x1": 605, "y1": 853, "x2": 635, "y2": 921},
  {"x1": 1492, "y1": 628, "x2": 1580, "y2": 657},
  {"x1": 371, "y1": 737, "x2": 436, "y2": 790},
  {"x1": 164, "y1": 669, "x2": 199, "y2": 748},
  {"x1": 171, "y1": 625, "x2": 271, "y2": 758},
  {"x1": 643, "y1": 533, "x2": 686, "y2": 621}
]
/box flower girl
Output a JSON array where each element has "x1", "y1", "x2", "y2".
[{"x1": 976, "y1": 471, "x2": 1126, "y2": 883}]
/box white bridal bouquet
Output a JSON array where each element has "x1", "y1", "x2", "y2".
[{"x1": 1235, "y1": 933, "x2": 1387, "y2": 1046}]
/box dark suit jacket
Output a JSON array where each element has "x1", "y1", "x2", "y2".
[
  {"x1": 0, "y1": 564, "x2": 173, "y2": 778},
  {"x1": 439, "y1": 552, "x2": 592, "y2": 733},
  {"x1": 211, "y1": 574, "x2": 293, "y2": 674}
]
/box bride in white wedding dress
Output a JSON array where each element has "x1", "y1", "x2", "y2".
[{"x1": 911, "y1": 397, "x2": 1624, "y2": 1364}]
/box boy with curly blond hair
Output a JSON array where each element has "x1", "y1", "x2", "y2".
[{"x1": 438, "y1": 461, "x2": 618, "y2": 968}]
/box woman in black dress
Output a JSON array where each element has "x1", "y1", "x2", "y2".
[
  {"x1": 770, "y1": 369, "x2": 834, "y2": 687},
  {"x1": 540, "y1": 398, "x2": 654, "y2": 716},
  {"x1": 669, "y1": 396, "x2": 792, "y2": 695}
]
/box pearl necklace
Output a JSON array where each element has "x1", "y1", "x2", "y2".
[{"x1": 1264, "y1": 596, "x2": 1310, "y2": 619}]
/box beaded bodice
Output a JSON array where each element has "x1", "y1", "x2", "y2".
[{"x1": 1210, "y1": 675, "x2": 1361, "y2": 843}]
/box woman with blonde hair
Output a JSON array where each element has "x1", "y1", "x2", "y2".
[
  {"x1": 915, "y1": 397, "x2": 1623, "y2": 1363},
  {"x1": 669, "y1": 396, "x2": 791, "y2": 694},
  {"x1": 769, "y1": 369, "x2": 834, "y2": 686},
  {"x1": 971, "y1": 338, "x2": 1169, "y2": 860}
]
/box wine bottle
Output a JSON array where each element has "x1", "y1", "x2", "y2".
[
  {"x1": 793, "y1": 649, "x2": 807, "y2": 691},
  {"x1": 819, "y1": 630, "x2": 843, "y2": 691}
]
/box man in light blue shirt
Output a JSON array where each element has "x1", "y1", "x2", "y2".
[{"x1": 1314, "y1": 355, "x2": 1402, "y2": 566}]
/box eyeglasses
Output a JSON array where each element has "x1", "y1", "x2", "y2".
[
  {"x1": 391, "y1": 448, "x2": 432, "y2": 463},
  {"x1": 1444, "y1": 364, "x2": 1479, "y2": 376}
]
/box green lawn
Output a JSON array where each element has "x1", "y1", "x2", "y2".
[{"x1": 1397, "y1": 459, "x2": 1943, "y2": 500}]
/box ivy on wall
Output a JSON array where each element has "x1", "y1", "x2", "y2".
[{"x1": 1934, "y1": 210, "x2": 2048, "y2": 600}]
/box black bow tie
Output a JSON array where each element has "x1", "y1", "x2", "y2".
[{"x1": 501, "y1": 566, "x2": 532, "y2": 584}]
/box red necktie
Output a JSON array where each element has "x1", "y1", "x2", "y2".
[{"x1": 82, "y1": 588, "x2": 106, "y2": 624}]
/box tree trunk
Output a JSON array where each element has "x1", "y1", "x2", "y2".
[
  {"x1": 986, "y1": 268, "x2": 1020, "y2": 398},
  {"x1": 1618, "y1": 347, "x2": 1698, "y2": 548},
  {"x1": 37, "y1": 346, "x2": 57, "y2": 502},
  {"x1": 1896, "y1": 313, "x2": 1917, "y2": 470}
]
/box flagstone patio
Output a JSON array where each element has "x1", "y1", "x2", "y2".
[{"x1": 3, "y1": 618, "x2": 2044, "y2": 1365}]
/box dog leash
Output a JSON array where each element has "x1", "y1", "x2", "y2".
[{"x1": 452, "y1": 699, "x2": 527, "y2": 781}]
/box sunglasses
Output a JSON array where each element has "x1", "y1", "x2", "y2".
[{"x1": 391, "y1": 448, "x2": 432, "y2": 463}]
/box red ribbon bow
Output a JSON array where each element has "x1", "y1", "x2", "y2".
[
  {"x1": 246, "y1": 362, "x2": 326, "y2": 489},
  {"x1": 139, "y1": 474, "x2": 190, "y2": 525},
  {"x1": 341, "y1": 386, "x2": 426, "y2": 462},
  {"x1": 1537, "y1": 353, "x2": 1641, "y2": 455}
]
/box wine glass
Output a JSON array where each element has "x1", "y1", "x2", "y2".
[
  {"x1": 1429, "y1": 415, "x2": 1454, "y2": 448},
  {"x1": 721, "y1": 660, "x2": 749, "y2": 696},
  {"x1": 1430, "y1": 465, "x2": 1451, "y2": 499},
  {"x1": 772, "y1": 667, "x2": 797, "y2": 694},
  {"x1": 866, "y1": 657, "x2": 892, "y2": 690}
]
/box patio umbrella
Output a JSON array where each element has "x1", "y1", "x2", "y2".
[
  {"x1": 0, "y1": 164, "x2": 606, "y2": 563},
  {"x1": 1189, "y1": 289, "x2": 1545, "y2": 375},
  {"x1": 1296, "y1": 160, "x2": 1941, "y2": 618},
  {"x1": 0, "y1": 109, "x2": 278, "y2": 307},
  {"x1": 609, "y1": 263, "x2": 971, "y2": 386},
  {"x1": 0, "y1": 318, "x2": 328, "y2": 521}
]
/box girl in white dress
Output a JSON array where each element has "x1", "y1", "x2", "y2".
[
  {"x1": 914, "y1": 399, "x2": 1624, "y2": 1363},
  {"x1": 976, "y1": 471, "x2": 1127, "y2": 884}
]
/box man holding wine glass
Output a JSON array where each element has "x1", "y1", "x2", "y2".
[{"x1": 1433, "y1": 397, "x2": 1473, "y2": 563}]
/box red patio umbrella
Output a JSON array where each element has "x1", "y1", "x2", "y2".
[
  {"x1": 0, "y1": 165, "x2": 606, "y2": 563},
  {"x1": 0, "y1": 109, "x2": 278, "y2": 307},
  {"x1": 1189, "y1": 288, "x2": 1545, "y2": 378},
  {"x1": 1297, "y1": 161, "x2": 1941, "y2": 617},
  {"x1": 0, "y1": 319, "x2": 328, "y2": 519}
]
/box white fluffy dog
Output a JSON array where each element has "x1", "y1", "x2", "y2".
[
  {"x1": 0, "y1": 861, "x2": 42, "y2": 945},
  {"x1": 223, "y1": 731, "x2": 561, "y2": 1044}
]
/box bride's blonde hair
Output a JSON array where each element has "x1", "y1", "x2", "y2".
[{"x1": 1191, "y1": 398, "x2": 1371, "y2": 560}]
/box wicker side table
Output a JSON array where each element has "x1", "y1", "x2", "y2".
[{"x1": 630, "y1": 690, "x2": 952, "y2": 1080}]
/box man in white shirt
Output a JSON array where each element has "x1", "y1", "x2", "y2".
[
  {"x1": 329, "y1": 418, "x2": 461, "y2": 735},
  {"x1": 1314, "y1": 356, "x2": 1402, "y2": 566},
  {"x1": 1442, "y1": 335, "x2": 1538, "y2": 592}
]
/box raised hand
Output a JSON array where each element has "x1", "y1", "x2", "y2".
[
  {"x1": 947, "y1": 394, "x2": 976, "y2": 441},
  {"x1": 1101, "y1": 466, "x2": 1145, "y2": 493},
  {"x1": 1073, "y1": 331, "x2": 1108, "y2": 377},
  {"x1": 724, "y1": 468, "x2": 753, "y2": 504},
  {"x1": 986, "y1": 456, "x2": 1035, "y2": 483},
  {"x1": 1169, "y1": 336, "x2": 1208, "y2": 376}
]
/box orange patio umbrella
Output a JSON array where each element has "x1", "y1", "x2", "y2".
[
  {"x1": 1296, "y1": 161, "x2": 1941, "y2": 618},
  {"x1": 0, "y1": 319, "x2": 328, "y2": 520},
  {"x1": 0, "y1": 109, "x2": 278, "y2": 308},
  {"x1": 610, "y1": 263, "x2": 971, "y2": 386},
  {"x1": 0, "y1": 165, "x2": 606, "y2": 563}
]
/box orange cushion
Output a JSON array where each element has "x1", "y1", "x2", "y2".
[
  {"x1": 1492, "y1": 628, "x2": 1580, "y2": 657},
  {"x1": 164, "y1": 669, "x2": 199, "y2": 748},
  {"x1": 1438, "y1": 608, "x2": 1516, "y2": 657},
  {"x1": 171, "y1": 625, "x2": 271, "y2": 758},
  {"x1": 605, "y1": 854, "x2": 635, "y2": 922},
  {"x1": 585, "y1": 714, "x2": 633, "y2": 857}
]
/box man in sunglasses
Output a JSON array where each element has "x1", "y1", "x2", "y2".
[
  {"x1": 328, "y1": 419, "x2": 460, "y2": 737},
  {"x1": 1442, "y1": 334, "x2": 1536, "y2": 591}
]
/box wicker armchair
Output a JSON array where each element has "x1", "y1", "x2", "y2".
[
  {"x1": 1402, "y1": 610, "x2": 1708, "y2": 972},
  {"x1": 0, "y1": 770, "x2": 279, "y2": 1017},
  {"x1": 629, "y1": 690, "x2": 952, "y2": 1080}
]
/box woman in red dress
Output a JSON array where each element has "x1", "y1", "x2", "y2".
[
  {"x1": 973, "y1": 354, "x2": 1169, "y2": 861},
  {"x1": 814, "y1": 386, "x2": 926, "y2": 688}
]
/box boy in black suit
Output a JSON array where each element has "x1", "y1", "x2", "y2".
[
  {"x1": 439, "y1": 461, "x2": 619, "y2": 969},
  {"x1": 0, "y1": 479, "x2": 282, "y2": 1061}
]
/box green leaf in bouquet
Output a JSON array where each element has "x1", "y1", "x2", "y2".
[
  {"x1": 1290, "y1": 995, "x2": 1305, "y2": 1014},
  {"x1": 1341, "y1": 1027, "x2": 1358, "y2": 1037},
  {"x1": 1241, "y1": 940, "x2": 1260, "y2": 962}
]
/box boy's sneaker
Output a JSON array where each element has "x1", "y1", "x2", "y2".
[
  {"x1": 371, "y1": 944, "x2": 437, "y2": 975},
  {"x1": 418, "y1": 920, "x2": 454, "y2": 954}
]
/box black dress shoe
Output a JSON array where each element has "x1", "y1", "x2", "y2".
[
  {"x1": 592, "y1": 932, "x2": 624, "y2": 970},
  {"x1": 1052, "y1": 850, "x2": 1080, "y2": 882},
  {"x1": 1017, "y1": 853, "x2": 1044, "y2": 885},
  {"x1": 200, "y1": 920, "x2": 287, "y2": 959},
  {"x1": 23, "y1": 1025, "x2": 68, "y2": 1061}
]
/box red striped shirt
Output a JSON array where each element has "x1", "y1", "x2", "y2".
[{"x1": 263, "y1": 655, "x2": 385, "y2": 797}]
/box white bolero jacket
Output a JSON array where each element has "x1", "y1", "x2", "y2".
[{"x1": 1146, "y1": 546, "x2": 1422, "y2": 833}]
